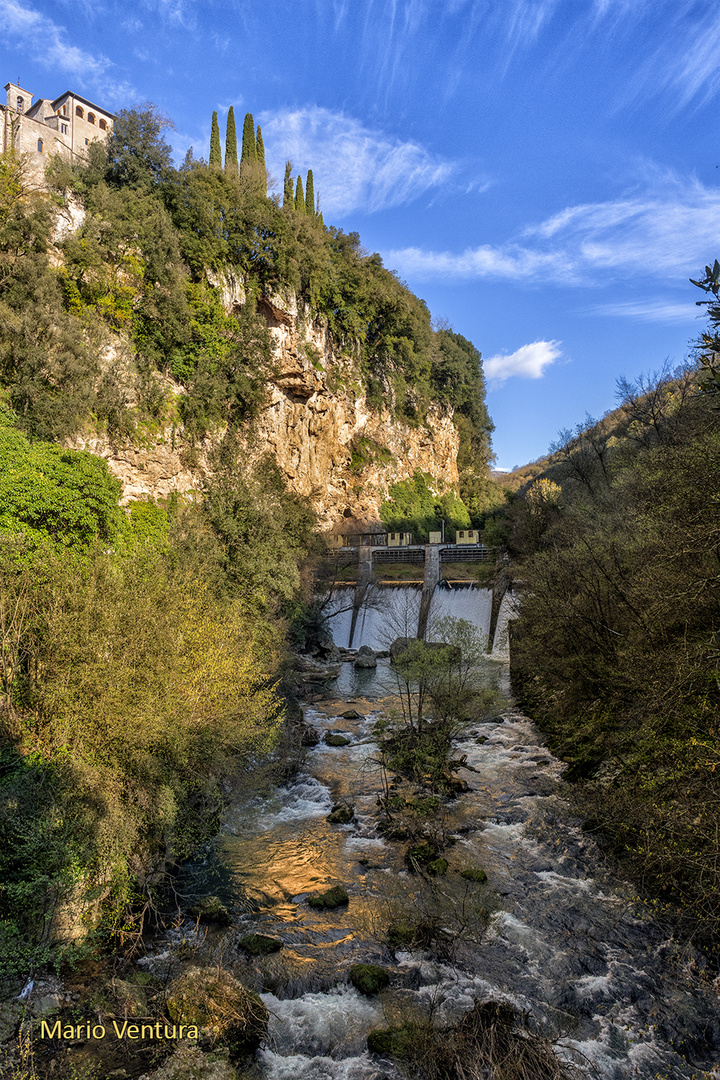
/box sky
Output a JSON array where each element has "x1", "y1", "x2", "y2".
[{"x1": 3, "y1": 0, "x2": 719, "y2": 469}]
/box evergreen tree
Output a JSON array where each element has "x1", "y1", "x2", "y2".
[
  {"x1": 209, "y1": 111, "x2": 222, "y2": 171},
  {"x1": 241, "y1": 113, "x2": 257, "y2": 172},
  {"x1": 295, "y1": 175, "x2": 305, "y2": 214},
  {"x1": 255, "y1": 126, "x2": 265, "y2": 170},
  {"x1": 283, "y1": 161, "x2": 293, "y2": 207},
  {"x1": 305, "y1": 169, "x2": 315, "y2": 216},
  {"x1": 224, "y1": 107, "x2": 238, "y2": 180}
]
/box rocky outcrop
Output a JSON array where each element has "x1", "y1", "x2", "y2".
[{"x1": 66, "y1": 285, "x2": 460, "y2": 526}]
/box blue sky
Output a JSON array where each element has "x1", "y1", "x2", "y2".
[{"x1": 3, "y1": 1, "x2": 719, "y2": 469}]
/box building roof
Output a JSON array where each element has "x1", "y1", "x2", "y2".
[{"x1": 51, "y1": 90, "x2": 115, "y2": 120}]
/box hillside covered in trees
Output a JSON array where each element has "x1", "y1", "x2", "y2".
[{"x1": 495, "y1": 339, "x2": 720, "y2": 952}]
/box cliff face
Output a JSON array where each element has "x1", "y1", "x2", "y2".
[{"x1": 68, "y1": 288, "x2": 459, "y2": 530}]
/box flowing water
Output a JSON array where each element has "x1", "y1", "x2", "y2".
[{"x1": 163, "y1": 586, "x2": 719, "y2": 1080}]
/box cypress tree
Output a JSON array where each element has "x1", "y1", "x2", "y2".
[
  {"x1": 255, "y1": 125, "x2": 266, "y2": 195},
  {"x1": 305, "y1": 169, "x2": 315, "y2": 216},
  {"x1": 295, "y1": 175, "x2": 305, "y2": 214},
  {"x1": 283, "y1": 161, "x2": 293, "y2": 207},
  {"x1": 209, "y1": 111, "x2": 222, "y2": 171},
  {"x1": 241, "y1": 113, "x2": 257, "y2": 169},
  {"x1": 224, "y1": 107, "x2": 238, "y2": 180}
]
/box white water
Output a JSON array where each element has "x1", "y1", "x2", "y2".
[{"x1": 161, "y1": 585, "x2": 720, "y2": 1080}]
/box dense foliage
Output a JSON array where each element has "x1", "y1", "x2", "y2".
[
  {"x1": 0, "y1": 399, "x2": 317, "y2": 979},
  {"x1": 503, "y1": 359, "x2": 720, "y2": 949},
  {"x1": 1, "y1": 104, "x2": 494, "y2": 506}
]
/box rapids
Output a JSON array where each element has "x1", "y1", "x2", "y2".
[{"x1": 160, "y1": 586, "x2": 719, "y2": 1079}]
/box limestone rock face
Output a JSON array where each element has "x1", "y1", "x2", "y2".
[{"x1": 66, "y1": 287, "x2": 460, "y2": 526}]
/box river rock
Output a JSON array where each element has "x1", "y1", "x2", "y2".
[
  {"x1": 238, "y1": 934, "x2": 283, "y2": 956},
  {"x1": 341, "y1": 709, "x2": 361, "y2": 719},
  {"x1": 328, "y1": 802, "x2": 355, "y2": 824},
  {"x1": 306, "y1": 885, "x2": 349, "y2": 909},
  {"x1": 165, "y1": 967, "x2": 268, "y2": 1056},
  {"x1": 354, "y1": 646, "x2": 377, "y2": 669},
  {"x1": 349, "y1": 963, "x2": 390, "y2": 995},
  {"x1": 323, "y1": 731, "x2": 351, "y2": 746},
  {"x1": 188, "y1": 896, "x2": 231, "y2": 925}
]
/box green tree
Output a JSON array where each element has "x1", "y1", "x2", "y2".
[
  {"x1": 240, "y1": 113, "x2": 257, "y2": 171},
  {"x1": 224, "y1": 106, "x2": 238, "y2": 181},
  {"x1": 106, "y1": 104, "x2": 174, "y2": 189},
  {"x1": 283, "y1": 161, "x2": 293, "y2": 207},
  {"x1": 305, "y1": 169, "x2": 315, "y2": 216},
  {"x1": 255, "y1": 125, "x2": 266, "y2": 195},
  {"x1": 209, "y1": 110, "x2": 222, "y2": 171},
  {"x1": 295, "y1": 174, "x2": 305, "y2": 214}
]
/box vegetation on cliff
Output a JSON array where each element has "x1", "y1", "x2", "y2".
[
  {"x1": 0, "y1": 104, "x2": 494, "y2": 513},
  {"x1": 0, "y1": 391, "x2": 317, "y2": 980},
  {"x1": 498, "y1": 345, "x2": 720, "y2": 950}
]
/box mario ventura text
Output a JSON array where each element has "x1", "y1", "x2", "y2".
[{"x1": 40, "y1": 1020, "x2": 200, "y2": 1040}]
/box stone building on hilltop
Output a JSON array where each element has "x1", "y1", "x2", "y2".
[{"x1": 1, "y1": 80, "x2": 113, "y2": 175}]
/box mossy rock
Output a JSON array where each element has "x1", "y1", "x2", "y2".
[
  {"x1": 367, "y1": 1022, "x2": 419, "y2": 1058},
  {"x1": 238, "y1": 933, "x2": 283, "y2": 956},
  {"x1": 341, "y1": 709, "x2": 361, "y2": 719},
  {"x1": 349, "y1": 964, "x2": 390, "y2": 996},
  {"x1": 165, "y1": 966, "x2": 268, "y2": 1056},
  {"x1": 404, "y1": 842, "x2": 438, "y2": 870},
  {"x1": 460, "y1": 865, "x2": 488, "y2": 884},
  {"x1": 328, "y1": 803, "x2": 354, "y2": 824},
  {"x1": 476, "y1": 735, "x2": 488, "y2": 744},
  {"x1": 188, "y1": 895, "x2": 232, "y2": 925},
  {"x1": 151, "y1": 1043, "x2": 238, "y2": 1079},
  {"x1": 427, "y1": 857, "x2": 448, "y2": 876},
  {"x1": 307, "y1": 885, "x2": 349, "y2": 909},
  {"x1": 324, "y1": 732, "x2": 351, "y2": 747}
]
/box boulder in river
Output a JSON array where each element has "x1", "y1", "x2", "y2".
[
  {"x1": 238, "y1": 933, "x2": 283, "y2": 956},
  {"x1": 307, "y1": 885, "x2": 349, "y2": 909},
  {"x1": 349, "y1": 963, "x2": 390, "y2": 995},
  {"x1": 165, "y1": 966, "x2": 268, "y2": 1056},
  {"x1": 354, "y1": 646, "x2": 377, "y2": 669},
  {"x1": 328, "y1": 802, "x2": 355, "y2": 824},
  {"x1": 188, "y1": 896, "x2": 231, "y2": 925},
  {"x1": 324, "y1": 731, "x2": 351, "y2": 746}
]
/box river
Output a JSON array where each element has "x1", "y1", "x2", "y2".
[{"x1": 153, "y1": 585, "x2": 719, "y2": 1079}]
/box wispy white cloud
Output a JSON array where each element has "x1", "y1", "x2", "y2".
[
  {"x1": 260, "y1": 106, "x2": 457, "y2": 216},
  {"x1": 485, "y1": 340, "x2": 563, "y2": 387},
  {"x1": 0, "y1": 0, "x2": 140, "y2": 103},
  {"x1": 385, "y1": 169, "x2": 720, "y2": 286},
  {"x1": 0, "y1": 0, "x2": 109, "y2": 79},
  {"x1": 585, "y1": 300, "x2": 701, "y2": 324}
]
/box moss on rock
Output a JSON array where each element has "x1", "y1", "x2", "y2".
[
  {"x1": 238, "y1": 933, "x2": 283, "y2": 956},
  {"x1": 349, "y1": 964, "x2": 390, "y2": 996},
  {"x1": 307, "y1": 885, "x2": 349, "y2": 909},
  {"x1": 165, "y1": 967, "x2": 268, "y2": 1057}
]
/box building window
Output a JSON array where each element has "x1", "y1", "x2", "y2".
[
  {"x1": 16, "y1": 96, "x2": 23, "y2": 112},
  {"x1": 99, "y1": 118, "x2": 107, "y2": 131},
  {"x1": 62, "y1": 104, "x2": 68, "y2": 116},
  {"x1": 61, "y1": 124, "x2": 68, "y2": 134},
  {"x1": 88, "y1": 113, "x2": 95, "y2": 125},
  {"x1": 85, "y1": 138, "x2": 89, "y2": 145},
  {"x1": 76, "y1": 105, "x2": 84, "y2": 118},
  {"x1": 37, "y1": 139, "x2": 43, "y2": 153}
]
